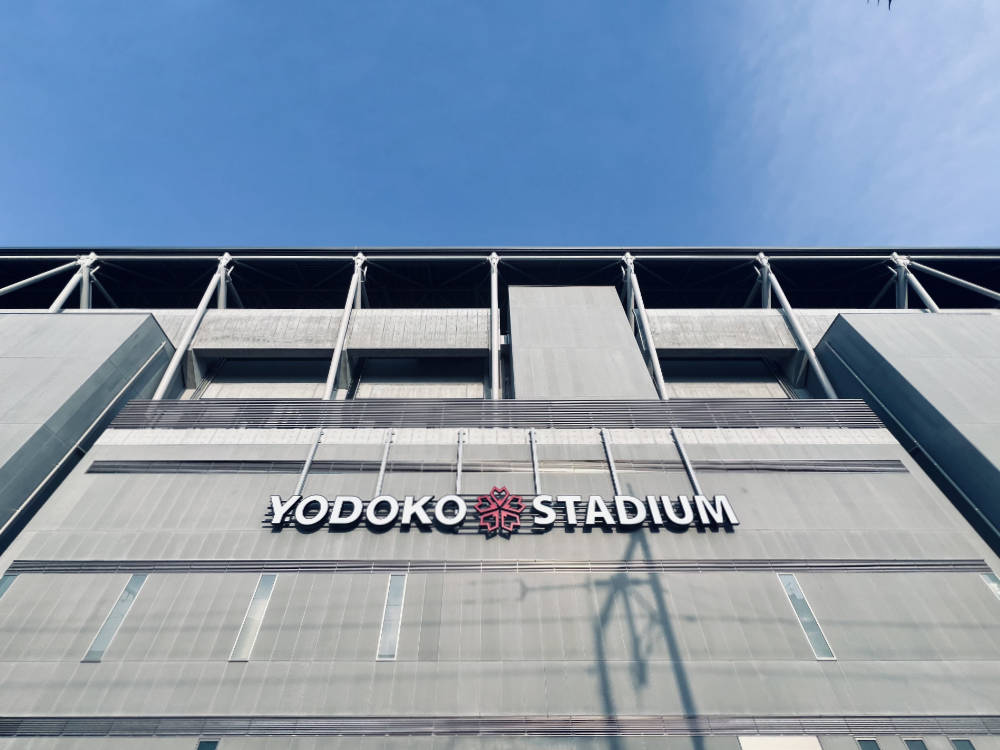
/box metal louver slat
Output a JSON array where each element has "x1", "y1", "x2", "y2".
[
  {"x1": 6, "y1": 557, "x2": 991, "y2": 575},
  {"x1": 87, "y1": 457, "x2": 908, "y2": 474},
  {"x1": 0, "y1": 714, "x2": 996, "y2": 737},
  {"x1": 110, "y1": 397, "x2": 885, "y2": 430}
]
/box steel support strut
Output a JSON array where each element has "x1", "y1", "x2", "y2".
[
  {"x1": 908, "y1": 260, "x2": 1000, "y2": 304},
  {"x1": 489, "y1": 252, "x2": 501, "y2": 400},
  {"x1": 894, "y1": 258, "x2": 908, "y2": 309},
  {"x1": 623, "y1": 260, "x2": 635, "y2": 332},
  {"x1": 322, "y1": 253, "x2": 365, "y2": 401},
  {"x1": 152, "y1": 253, "x2": 232, "y2": 400},
  {"x1": 623, "y1": 253, "x2": 668, "y2": 399},
  {"x1": 48, "y1": 269, "x2": 83, "y2": 312},
  {"x1": 756, "y1": 253, "x2": 837, "y2": 399},
  {"x1": 892, "y1": 253, "x2": 939, "y2": 312},
  {"x1": 760, "y1": 256, "x2": 772, "y2": 308},
  {"x1": 0, "y1": 260, "x2": 81, "y2": 299},
  {"x1": 48, "y1": 253, "x2": 98, "y2": 312}
]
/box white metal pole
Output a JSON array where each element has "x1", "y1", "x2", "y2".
[
  {"x1": 891, "y1": 253, "x2": 909, "y2": 308},
  {"x1": 151, "y1": 253, "x2": 231, "y2": 399},
  {"x1": 48, "y1": 268, "x2": 84, "y2": 312},
  {"x1": 761, "y1": 261, "x2": 772, "y2": 308},
  {"x1": 489, "y1": 252, "x2": 501, "y2": 400},
  {"x1": 624, "y1": 253, "x2": 667, "y2": 400},
  {"x1": 908, "y1": 260, "x2": 1000, "y2": 304},
  {"x1": 757, "y1": 253, "x2": 837, "y2": 399},
  {"x1": 217, "y1": 267, "x2": 228, "y2": 309},
  {"x1": 906, "y1": 272, "x2": 941, "y2": 313},
  {"x1": 624, "y1": 262, "x2": 635, "y2": 332},
  {"x1": 322, "y1": 253, "x2": 365, "y2": 401},
  {"x1": 892, "y1": 253, "x2": 939, "y2": 312},
  {"x1": 78, "y1": 252, "x2": 97, "y2": 309},
  {"x1": 0, "y1": 260, "x2": 81, "y2": 299}
]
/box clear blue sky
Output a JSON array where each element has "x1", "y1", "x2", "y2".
[{"x1": 1, "y1": 1, "x2": 998, "y2": 247}]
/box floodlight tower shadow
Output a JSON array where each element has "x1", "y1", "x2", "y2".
[
  {"x1": 515, "y1": 510, "x2": 704, "y2": 750},
  {"x1": 591, "y1": 524, "x2": 704, "y2": 750}
]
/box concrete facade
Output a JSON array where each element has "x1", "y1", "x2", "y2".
[
  {"x1": 818, "y1": 312, "x2": 1000, "y2": 547},
  {"x1": 0, "y1": 251, "x2": 999, "y2": 750},
  {"x1": 0, "y1": 313, "x2": 171, "y2": 547},
  {"x1": 509, "y1": 286, "x2": 658, "y2": 398}
]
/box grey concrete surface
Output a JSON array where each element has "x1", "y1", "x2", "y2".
[
  {"x1": 818, "y1": 312, "x2": 1000, "y2": 543},
  {"x1": 0, "y1": 307, "x2": 999, "y2": 748},
  {"x1": 0, "y1": 313, "x2": 171, "y2": 542},
  {"x1": 509, "y1": 286, "x2": 658, "y2": 398}
]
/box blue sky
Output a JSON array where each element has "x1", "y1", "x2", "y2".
[{"x1": 1, "y1": 1, "x2": 998, "y2": 247}]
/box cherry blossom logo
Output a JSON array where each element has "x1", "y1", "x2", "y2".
[{"x1": 475, "y1": 486, "x2": 525, "y2": 537}]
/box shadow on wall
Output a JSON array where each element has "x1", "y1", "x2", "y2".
[{"x1": 591, "y1": 528, "x2": 704, "y2": 750}]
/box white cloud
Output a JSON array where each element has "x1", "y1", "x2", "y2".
[{"x1": 706, "y1": 0, "x2": 1000, "y2": 245}]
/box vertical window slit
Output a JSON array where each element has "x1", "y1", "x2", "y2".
[
  {"x1": 230, "y1": 573, "x2": 277, "y2": 662},
  {"x1": 0, "y1": 574, "x2": 16, "y2": 601},
  {"x1": 376, "y1": 573, "x2": 407, "y2": 660},
  {"x1": 981, "y1": 572, "x2": 1000, "y2": 602},
  {"x1": 777, "y1": 572, "x2": 835, "y2": 660},
  {"x1": 83, "y1": 573, "x2": 147, "y2": 663}
]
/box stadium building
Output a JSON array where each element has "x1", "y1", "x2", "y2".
[{"x1": 0, "y1": 247, "x2": 999, "y2": 750}]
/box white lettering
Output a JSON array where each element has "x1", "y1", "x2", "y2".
[
  {"x1": 400, "y1": 495, "x2": 433, "y2": 526},
  {"x1": 585, "y1": 495, "x2": 614, "y2": 526},
  {"x1": 270, "y1": 494, "x2": 301, "y2": 526},
  {"x1": 531, "y1": 495, "x2": 556, "y2": 526},
  {"x1": 435, "y1": 494, "x2": 467, "y2": 526},
  {"x1": 695, "y1": 494, "x2": 739, "y2": 526},
  {"x1": 614, "y1": 496, "x2": 646, "y2": 526},
  {"x1": 329, "y1": 495, "x2": 363, "y2": 525},
  {"x1": 557, "y1": 495, "x2": 580, "y2": 526},
  {"x1": 663, "y1": 495, "x2": 695, "y2": 526},
  {"x1": 646, "y1": 495, "x2": 663, "y2": 526},
  {"x1": 366, "y1": 495, "x2": 399, "y2": 527},
  {"x1": 295, "y1": 494, "x2": 329, "y2": 527}
]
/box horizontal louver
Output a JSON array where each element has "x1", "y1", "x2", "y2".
[
  {"x1": 6, "y1": 557, "x2": 989, "y2": 575},
  {"x1": 0, "y1": 714, "x2": 996, "y2": 737},
  {"x1": 87, "y1": 457, "x2": 907, "y2": 474},
  {"x1": 110, "y1": 398, "x2": 885, "y2": 430}
]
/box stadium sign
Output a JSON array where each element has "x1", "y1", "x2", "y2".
[{"x1": 268, "y1": 486, "x2": 738, "y2": 537}]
